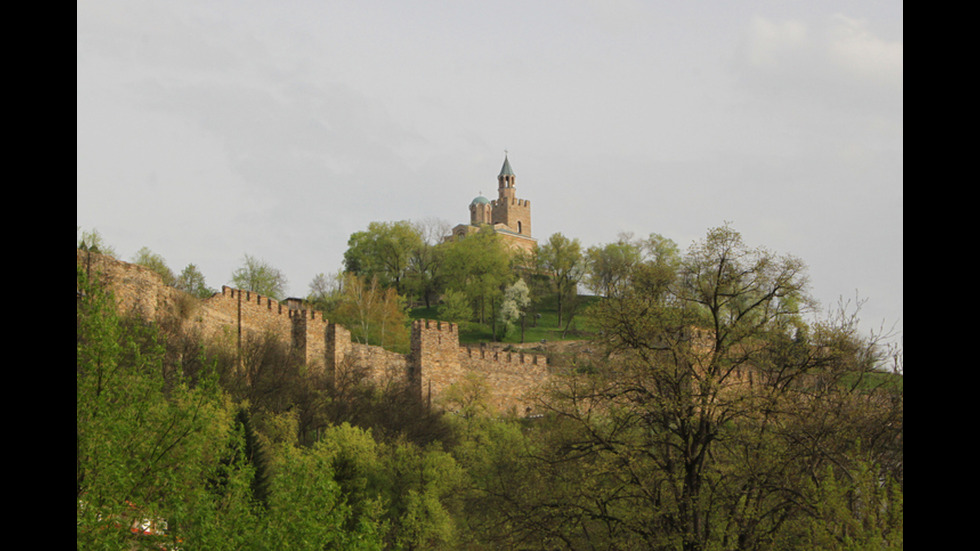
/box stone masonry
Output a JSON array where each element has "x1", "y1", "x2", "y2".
[
  {"x1": 451, "y1": 154, "x2": 537, "y2": 253},
  {"x1": 78, "y1": 249, "x2": 551, "y2": 415}
]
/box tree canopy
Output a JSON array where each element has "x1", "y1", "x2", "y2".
[
  {"x1": 438, "y1": 229, "x2": 514, "y2": 327},
  {"x1": 79, "y1": 222, "x2": 901, "y2": 550},
  {"x1": 175, "y1": 263, "x2": 215, "y2": 299},
  {"x1": 343, "y1": 220, "x2": 424, "y2": 296},
  {"x1": 131, "y1": 246, "x2": 176, "y2": 284},
  {"x1": 231, "y1": 254, "x2": 288, "y2": 300},
  {"x1": 537, "y1": 232, "x2": 585, "y2": 329},
  {"x1": 522, "y1": 224, "x2": 903, "y2": 550}
]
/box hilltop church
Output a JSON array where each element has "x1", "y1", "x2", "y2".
[{"x1": 450, "y1": 154, "x2": 537, "y2": 253}]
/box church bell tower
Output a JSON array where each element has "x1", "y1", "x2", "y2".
[{"x1": 491, "y1": 153, "x2": 531, "y2": 237}]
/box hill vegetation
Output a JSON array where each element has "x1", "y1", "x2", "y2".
[{"x1": 77, "y1": 223, "x2": 902, "y2": 550}]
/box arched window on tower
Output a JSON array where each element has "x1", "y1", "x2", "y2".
[{"x1": 518, "y1": 221, "x2": 522, "y2": 234}]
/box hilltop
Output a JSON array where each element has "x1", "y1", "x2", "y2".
[
  {"x1": 78, "y1": 248, "x2": 562, "y2": 415},
  {"x1": 78, "y1": 221, "x2": 902, "y2": 549}
]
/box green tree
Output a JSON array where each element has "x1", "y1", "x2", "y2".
[
  {"x1": 641, "y1": 231, "x2": 682, "y2": 266},
  {"x1": 166, "y1": 406, "x2": 263, "y2": 549},
  {"x1": 439, "y1": 230, "x2": 513, "y2": 327},
  {"x1": 175, "y1": 263, "x2": 215, "y2": 299},
  {"x1": 132, "y1": 246, "x2": 177, "y2": 285},
  {"x1": 404, "y1": 218, "x2": 450, "y2": 308},
  {"x1": 446, "y1": 409, "x2": 565, "y2": 549},
  {"x1": 255, "y1": 421, "x2": 460, "y2": 550},
  {"x1": 78, "y1": 227, "x2": 117, "y2": 257},
  {"x1": 584, "y1": 235, "x2": 642, "y2": 297},
  {"x1": 76, "y1": 267, "x2": 240, "y2": 549},
  {"x1": 538, "y1": 232, "x2": 585, "y2": 330},
  {"x1": 307, "y1": 271, "x2": 343, "y2": 313},
  {"x1": 584, "y1": 232, "x2": 680, "y2": 300},
  {"x1": 781, "y1": 461, "x2": 903, "y2": 550},
  {"x1": 330, "y1": 273, "x2": 410, "y2": 353},
  {"x1": 344, "y1": 220, "x2": 424, "y2": 296},
  {"x1": 436, "y1": 289, "x2": 472, "y2": 324},
  {"x1": 383, "y1": 440, "x2": 464, "y2": 549},
  {"x1": 531, "y1": 224, "x2": 902, "y2": 551},
  {"x1": 230, "y1": 254, "x2": 287, "y2": 300},
  {"x1": 438, "y1": 372, "x2": 493, "y2": 420},
  {"x1": 260, "y1": 438, "x2": 384, "y2": 549}
]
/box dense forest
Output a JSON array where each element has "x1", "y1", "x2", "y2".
[{"x1": 77, "y1": 224, "x2": 902, "y2": 550}]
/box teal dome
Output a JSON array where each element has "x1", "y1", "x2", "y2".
[{"x1": 471, "y1": 195, "x2": 490, "y2": 206}]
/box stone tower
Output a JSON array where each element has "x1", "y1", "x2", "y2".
[
  {"x1": 490, "y1": 154, "x2": 531, "y2": 238},
  {"x1": 469, "y1": 195, "x2": 492, "y2": 225},
  {"x1": 454, "y1": 153, "x2": 537, "y2": 252}
]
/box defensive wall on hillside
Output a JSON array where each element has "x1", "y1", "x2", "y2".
[
  {"x1": 77, "y1": 250, "x2": 552, "y2": 415},
  {"x1": 412, "y1": 319, "x2": 550, "y2": 413}
]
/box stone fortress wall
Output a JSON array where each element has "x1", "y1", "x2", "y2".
[
  {"x1": 77, "y1": 249, "x2": 551, "y2": 415},
  {"x1": 411, "y1": 319, "x2": 550, "y2": 413}
]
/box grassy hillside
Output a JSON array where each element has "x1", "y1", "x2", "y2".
[{"x1": 409, "y1": 294, "x2": 602, "y2": 345}]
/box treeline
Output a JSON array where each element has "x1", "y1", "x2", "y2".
[
  {"x1": 80, "y1": 222, "x2": 597, "y2": 348},
  {"x1": 319, "y1": 220, "x2": 688, "y2": 346},
  {"x1": 76, "y1": 224, "x2": 902, "y2": 550},
  {"x1": 81, "y1": 220, "x2": 630, "y2": 348},
  {"x1": 318, "y1": 220, "x2": 589, "y2": 346},
  {"x1": 77, "y1": 262, "x2": 460, "y2": 549}
]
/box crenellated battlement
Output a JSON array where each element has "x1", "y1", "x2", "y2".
[
  {"x1": 79, "y1": 250, "x2": 554, "y2": 416},
  {"x1": 411, "y1": 318, "x2": 550, "y2": 413},
  {"x1": 461, "y1": 345, "x2": 546, "y2": 367},
  {"x1": 413, "y1": 318, "x2": 459, "y2": 334},
  {"x1": 218, "y1": 286, "x2": 325, "y2": 321},
  {"x1": 491, "y1": 197, "x2": 531, "y2": 209}
]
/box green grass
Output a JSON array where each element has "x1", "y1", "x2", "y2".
[
  {"x1": 843, "y1": 370, "x2": 904, "y2": 392},
  {"x1": 409, "y1": 294, "x2": 602, "y2": 345}
]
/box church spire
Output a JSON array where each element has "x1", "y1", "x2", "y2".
[
  {"x1": 498, "y1": 152, "x2": 516, "y2": 196},
  {"x1": 499, "y1": 152, "x2": 515, "y2": 177}
]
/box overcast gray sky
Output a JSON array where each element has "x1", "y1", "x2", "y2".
[{"x1": 77, "y1": 0, "x2": 902, "y2": 344}]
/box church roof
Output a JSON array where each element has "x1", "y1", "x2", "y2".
[
  {"x1": 499, "y1": 155, "x2": 515, "y2": 177},
  {"x1": 471, "y1": 195, "x2": 490, "y2": 205}
]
